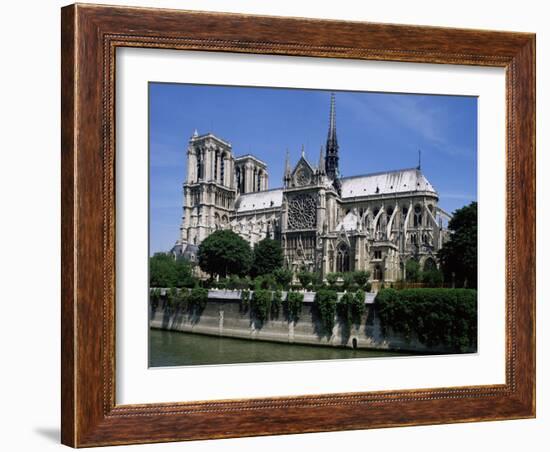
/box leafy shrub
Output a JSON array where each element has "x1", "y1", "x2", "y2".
[
  {"x1": 149, "y1": 253, "x2": 195, "y2": 288},
  {"x1": 337, "y1": 290, "x2": 366, "y2": 331},
  {"x1": 421, "y1": 269, "x2": 444, "y2": 287},
  {"x1": 226, "y1": 275, "x2": 240, "y2": 290},
  {"x1": 352, "y1": 290, "x2": 366, "y2": 322},
  {"x1": 174, "y1": 287, "x2": 189, "y2": 310},
  {"x1": 342, "y1": 272, "x2": 355, "y2": 290},
  {"x1": 215, "y1": 279, "x2": 227, "y2": 290},
  {"x1": 315, "y1": 289, "x2": 338, "y2": 335},
  {"x1": 240, "y1": 289, "x2": 250, "y2": 312},
  {"x1": 188, "y1": 287, "x2": 208, "y2": 313},
  {"x1": 337, "y1": 292, "x2": 353, "y2": 331},
  {"x1": 376, "y1": 288, "x2": 477, "y2": 351},
  {"x1": 352, "y1": 270, "x2": 371, "y2": 288},
  {"x1": 271, "y1": 290, "x2": 283, "y2": 318},
  {"x1": 284, "y1": 291, "x2": 303, "y2": 322},
  {"x1": 150, "y1": 288, "x2": 161, "y2": 308},
  {"x1": 254, "y1": 274, "x2": 276, "y2": 291},
  {"x1": 272, "y1": 268, "x2": 293, "y2": 290},
  {"x1": 297, "y1": 270, "x2": 313, "y2": 289},
  {"x1": 251, "y1": 290, "x2": 272, "y2": 322},
  {"x1": 405, "y1": 259, "x2": 421, "y2": 282},
  {"x1": 165, "y1": 287, "x2": 178, "y2": 311},
  {"x1": 326, "y1": 272, "x2": 341, "y2": 288}
]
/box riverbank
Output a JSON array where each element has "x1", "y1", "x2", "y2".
[{"x1": 149, "y1": 289, "x2": 465, "y2": 356}]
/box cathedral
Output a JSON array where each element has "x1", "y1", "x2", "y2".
[{"x1": 172, "y1": 94, "x2": 452, "y2": 283}]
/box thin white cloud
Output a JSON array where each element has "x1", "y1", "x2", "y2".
[{"x1": 338, "y1": 92, "x2": 474, "y2": 158}]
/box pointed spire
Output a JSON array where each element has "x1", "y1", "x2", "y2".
[
  {"x1": 417, "y1": 149, "x2": 422, "y2": 170},
  {"x1": 192, "y1": 128, "x2": 198, "y2": 138},
  {"x1": 328, "y1": 92, "x2": 337, "y2": 144},
  {"x1": 325, "y1": 93, "x2": 340, "y2": 181},
  {"x1": 318, "y1": 145, "x2": 325, "y2": 174},
  {"x1": 284, "y1": 148, "x2": 291, "y2": 185},
  {"x1": 285, "y1": 149, "x2": 291, "y2": 174},
  {"x1": 301, "y1": 144, "x2": 305, "y2": 159}
]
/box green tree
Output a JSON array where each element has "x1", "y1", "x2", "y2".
[
  {"x1": 149, "y1": 253, "x2": 193, "y2": 288},
  {"x1": 352, "y1": 270, "x2": 371, "y2": 289},
  {"x1": 438, "y1": 202, "x2": 478, "y2": 288},
  {"x1": 174, "y1": 257, "x2": 194, "y2": 287},
  {"x1": 149, "y1": 253, "x2": 177, "y2": 287},
  {"x1": 297, "y1": 270, "x2": 314, "y2": 289},
  {"x1": 272, "y1": 268, "x2": 293, "y2": 289},
  {"x1": 197, "y1": 230, "x2": 252, "y2": 278},
  {"x1": 326, "y1": 272, "x2": 341, "y2": 288},
  {"x1": 251, "y1": 238, "x2": 284, "y2": 276},
  {"x1": 405, "y1": 259, "x2": 421, "y2": 282},
  {"x1": 422, "y1": 268, "x2": 444, "y2": 287}
]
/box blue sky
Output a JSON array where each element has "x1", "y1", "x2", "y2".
[{"x1": 149, "y1": 83, "x2": 477, "y2": 254}]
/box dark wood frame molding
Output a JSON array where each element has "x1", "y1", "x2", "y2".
[{"x1": 61, "y1": 3, "x2": 536, "y2": 447}]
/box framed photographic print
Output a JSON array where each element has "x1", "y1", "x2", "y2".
[{"x1": 61, "y1": 3, "x2": 536, "y2": 447}]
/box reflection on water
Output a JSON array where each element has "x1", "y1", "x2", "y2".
[{"x1": 149, "y1": 328, "x2": 411, "y2": 367}]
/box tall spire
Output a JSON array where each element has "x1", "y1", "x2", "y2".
[
  {"x1": 417, "y1": 149, "x2": 422, "y2": 170},
  {"x1": 328, "y1": 93, "x2": 337, "y2": 143},
  {"x1": 325, "y1": 93, "x2": 340, "y2": 181}
]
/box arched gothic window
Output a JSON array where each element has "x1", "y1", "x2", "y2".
[
  {"x1": 336, "y1": 243, "x2": 350, "y2": 273},
  {"x1": 257, "y1": 170, "x2": 262, "y2": 191},
  {"x1": 197, "y1": 151, "x2": 204, "y2": 180},
  {"x1": 423, "y1": 257, "x2": 437, "y2": 271},
  {"x1": 220, "y1": 153, "x2": 225, "y2": 185},
  {"x1": 414, "y1": 204, "x2": 422, "y2": 227}
]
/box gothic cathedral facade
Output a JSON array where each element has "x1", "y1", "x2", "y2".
[{"x1": 173, "y1": 94, "x2": 451, "y2": 283}]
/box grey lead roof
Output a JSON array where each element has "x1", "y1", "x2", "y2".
[
  {"x1": 234, "y1": 168, "x2": 436, "y2": 213},
  {"x1": 340, "y1": 168, "x2": 437, "y2": 198},
  {"x1": 235, "y1": 189, "x2": 283, "y2": 213}
]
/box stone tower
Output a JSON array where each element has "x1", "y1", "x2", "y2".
[{"x1": 179, "y1": 132, "x2": 237, "y2": 247}]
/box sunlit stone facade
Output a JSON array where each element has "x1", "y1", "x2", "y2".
[{"x1": 173, "y1": 95, "x2": 451, "y2": 282}]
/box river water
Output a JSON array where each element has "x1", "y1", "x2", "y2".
[{"x1": 149, "y1": 329, "x2": 410, "y2": 367}]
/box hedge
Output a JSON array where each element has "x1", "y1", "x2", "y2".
[{"x1": 375, "y1": 288, "x2": 477, "y2": 352}]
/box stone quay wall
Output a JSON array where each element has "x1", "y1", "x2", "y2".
[{"x1": 149, "y1": 289, "x2": 466, "y2": 354}]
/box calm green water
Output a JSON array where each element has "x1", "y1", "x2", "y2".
[{"x1": 149, "y1": 329, "x2": 410, "y2": 367}]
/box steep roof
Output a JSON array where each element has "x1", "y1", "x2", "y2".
[
  {"x1": 340, "y1": 168, "x2": 437, "y2": 199},
  {"x1": 235, "y1": 188, "x2": 283, "y2": 213}
]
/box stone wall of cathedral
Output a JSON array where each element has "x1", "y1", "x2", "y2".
[{"x1": 176, "y1": 95, "x2": 450, "y2": 283}]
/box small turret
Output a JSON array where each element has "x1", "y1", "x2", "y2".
[
  {"x1": 317, "y1": 145, "x2": 325, "y2": 174},
  {"x1": 283, "y1": 149, "x2": 291, "y2": 187}
]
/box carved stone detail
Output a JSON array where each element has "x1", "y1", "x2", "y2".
[{"x1": 287, "y1": 194, "x2": 317, "y2": 230}]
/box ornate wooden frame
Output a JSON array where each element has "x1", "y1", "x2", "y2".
[{"x1": 61, "y1": 3, "x2": 536, "y2": 447}]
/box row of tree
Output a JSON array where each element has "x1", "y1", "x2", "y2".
[{"x1": 197, "y1": 230, "x2": 284, "y2": 279}]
